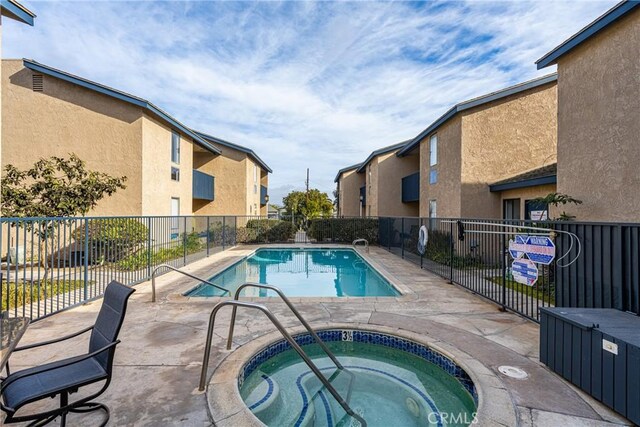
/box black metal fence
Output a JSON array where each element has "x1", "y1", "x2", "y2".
[
  {"x1": 3, "y1": 214, "x2": 638, "y2": 323},
  {"x1": 0, "y1": 215, "x2": 303, "y2": 320},
  {"x1": 377, "y1": 217, "x2": 640, "y2": 322}
]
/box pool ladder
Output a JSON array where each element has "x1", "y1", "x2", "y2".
[
  {"x1": 199, "y1": 283, "x2": 365, "y2": 427},
  {"x1": 352, "y1": 238, "x2": 369, "y2": 253},
  {"x1": 150, "y1": 264, "x2": 230, "y2": 302}
]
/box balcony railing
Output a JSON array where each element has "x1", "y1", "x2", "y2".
[
  {"x1": 401, "y1": 172, "x2": 419, "y2": 203},
  {"x1": 260, "y1": 185, "x2": 268, "y2": 206},
  {"x1": 193, "y1": 170, "x2": 215, "y2": 201}
]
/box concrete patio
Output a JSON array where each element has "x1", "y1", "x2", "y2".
[{"x1": 6, "y1": 245, "x2": 631, "y2": 426}]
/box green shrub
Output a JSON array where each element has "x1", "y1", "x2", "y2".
[
  {"x1": 307, "y1": 218, "x2": 379, "y2": 243},
  {"x1": 73, "y1": 218, "x2": 148, "y2": 262},
  {"x1": 237, "y1": 220, "x2": 296, "y2": 243},
  {"x1": 1, "y1": 280, "x2": 89, "y2": 311},
  {"x1": 207, "y1": 224, "x2": 237, "y2": 247},
  {"x1": 116, "y1": 231, "x2": 206, "y2": 271}
]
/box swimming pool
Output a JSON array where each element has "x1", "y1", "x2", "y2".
[
  {"x1": 239, "y1": 329, "x2": 477, "y2": 426},
  {"x1": 185, "y1": 248, "x2": 399, "y2": 297}
]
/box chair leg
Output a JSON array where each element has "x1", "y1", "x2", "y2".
[
  {"x1": 26, "y1": 413, "x2": 59, "y2": 427},
  {"x1": 69, "y1": 402, "x2": 110, "y2": 427}
]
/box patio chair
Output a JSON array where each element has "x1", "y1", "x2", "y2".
[{"x1": 0, "y1": 280, "x2": 135, "y2": 426}]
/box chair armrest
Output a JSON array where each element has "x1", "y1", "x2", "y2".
[
  {"x1": 13, "y1": 326, "x2": 94, "y2": 352},
  {"x1": 1, "y1": 340, "x2": 120, "y2": 393}
]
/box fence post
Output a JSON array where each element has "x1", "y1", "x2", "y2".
[
  {"x1": 420, "y1": 218, "x2": 424, "y2": 269},
  {"x1": 500, "y1": 228, "x2": 507, "y2": 311},
  {"x1": 146, "y1": 217, "x2": 152, "y2": 279},
  {"x1": 401, "y1": 217, "x2": 405, "y2": 259},
  {"x1": 448, "y1": 220, "x2": 454, "y2": 284},
  {"x1": 206, "y1": 216, "x2": 211, "y2": 257},
  {"x1": 222, "y1": 217, "x2": 226, "y2": 250},
  {"x1": 183, "y1": 216, "x2": 187, "y2": 266},
  {"x1": 83, "y1": 219, "x2": 89, "y2": 300}
]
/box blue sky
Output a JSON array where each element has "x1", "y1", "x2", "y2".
[{"x1": 3, "y1": 0, "x2": 615, "y2": 205}]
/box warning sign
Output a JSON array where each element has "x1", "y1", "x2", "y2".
[
  {"x1": 508, "y1": 235, "x2": 556, "y2": 265},
  {"x1": 512, "y1": 258, "x2": 538, "y2": 287}
]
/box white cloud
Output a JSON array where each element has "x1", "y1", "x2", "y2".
[{"x1": 2, "y1": 0, "x2": 616, "y2": 206}]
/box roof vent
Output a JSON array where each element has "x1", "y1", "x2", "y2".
[{"x1": 32, "y1": 74, "x2": 44, "y2": 92}]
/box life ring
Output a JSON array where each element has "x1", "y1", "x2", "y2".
[{"x1": 418, "y1": 225, "x2": 428, "y2": 255}]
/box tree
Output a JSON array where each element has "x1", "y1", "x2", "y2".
[
  {"x1": 283, "y1": 189, "x2": 334, "y2": 220},
  {"x1": 1, "y1": 153, "x2": 127, "y2": 277},
  {"x1": 532, "y1": 192, "x2": 583, "y2": 221}
]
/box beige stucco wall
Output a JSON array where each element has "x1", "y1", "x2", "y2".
[
  {"x1": 364, "y1": 159, "x2": 378, "y2": 217},
  {"x1": 193, "y1": 145, "x2": 247, "y2": 216},
  {"x1": 419, "y1": 116, "x2": 462, "y2": 218},
  {"x1": 556, "y1": 9, "x2": 640, "y2": 222},
  {"x1": 374, "y1": 151, "x2": 420, "y2": 217},
  {"x1": 2, "y1": 60, "x2": 145, "y2": 215},
  {"x1": 245, "y1": 158, "x2": 262, "y2": 216},
  {"x1": 140, "y1": 114, "x2": 194, "y2": 216},
  {"x1": 260, "y1": 171, "x2": 268, "y2": 215},
  {"x1": 498, "y1": 183, "x2": 557, "y2": 219},
  {"x1": 337, "y1": 169, "x2": 364, "y2": 217},
  {"x1": 460, "y1": 83, "x2": 557, "y2": 219}
]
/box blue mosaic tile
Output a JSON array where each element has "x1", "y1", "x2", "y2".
[{"x1": 238, "y1": 329, "x2": 479, "y2": 404}]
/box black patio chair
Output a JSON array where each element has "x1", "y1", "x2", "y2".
[{"x1": 0, "y1": 281, "x2": 135, "y2": 426}]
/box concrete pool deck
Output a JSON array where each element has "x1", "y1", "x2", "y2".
[{"x1": 6, "y1": 245, "x2": 631, "y2": 426}]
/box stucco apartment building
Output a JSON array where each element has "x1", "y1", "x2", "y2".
[
  {"x1": 335, "y1": 163, "x2": 364, "y2": 217},
  {"x1": 397, "y1": 74, "x2": 558, "y2": 220},
  {"x1": 535, "y1": 0, "x2": 640, "y2": 222},
  {"x1": 355, "y1": 141, "x2": 419, "y2": 217},
  {"x1": 194, "y1": 132, "x2": 270, "y2": 216},
  {"x1": 0, "y1": 0, "x2": 35, "y2": 177},
  {"x1": 1, "y1": 59, "x2": 270, "y2": 217},
  {"x1": 335, "y1": 141, "x2": 420, "y2": 218}
]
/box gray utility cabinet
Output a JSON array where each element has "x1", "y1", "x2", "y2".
[{"x1": 540, "y1": 308, "x2": 640, "y2": 425}]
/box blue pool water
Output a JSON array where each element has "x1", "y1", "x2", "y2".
[{"x1": 185, "y1": 248, "x2": 399, "y2": 297}]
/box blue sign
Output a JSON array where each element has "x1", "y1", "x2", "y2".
[
  {"x1": 524, "y1": 236, "x2": 556, "y2": 265},
  {"x1": 512, "y1": 258, "x2": 538, "y2": 286},
  {"x1": 508, "y1": 235, "x2": 527, "y2": 259}
]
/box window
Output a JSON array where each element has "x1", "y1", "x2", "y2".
[
  {"x1": 525, "y1": 200, "x2": 549, "y2": 221},
  {"x1": 254, "y1": 165, "x2": 258, "y2": 183},
  {"x1": 171, "y1": 198, "x2": 180, "y2": 238},
  {"x1": 429, "y1": 199, "x2": 437, "y2": 218},
  {"x1": 503, "y1": 199, "x2": 521, "y2": 220},
  {"x1": 249, "y1": 204, "x2": 253, "y2": 214},
  {"x1": 429, "y1": 134, "x2": 438, "y2": 184},
  {"x1": 171, "y1": 167, "x2": 180, "y2": 181},
  {"x1": 171, "y1": 132, "x2": 180, "y2": 164},
  {"x1": 429, "y1": 135, "x2": 437, "y2": 166},
  {"x1": 429, "y1": 199, "x2": 437, "y2": 228},
  {"x1": 429, "y1": 169, "x2": 438, "y2": 184}
]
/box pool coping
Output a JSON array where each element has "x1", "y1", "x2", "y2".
[
  {"x1": 205, "y1": 322, "x2": 518, "y2": 426},
  {"x1": 165, "y1": 244, "x2": 415, "y2": 303}
]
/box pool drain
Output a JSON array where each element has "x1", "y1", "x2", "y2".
[{"x1": 498, "y1": 365, "x2": 528, "y2": 379}]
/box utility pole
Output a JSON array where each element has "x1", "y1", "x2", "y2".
[{"x1": 306, "y1": 168, "x2": 309, "y2": 193}]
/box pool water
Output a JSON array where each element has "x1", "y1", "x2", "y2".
[
  {"x1": 185, "y1": 248, "x2": 399, "y2": 297},
  {"x1": 240, "y1": 340, "x2": 477, "y2": 427}
]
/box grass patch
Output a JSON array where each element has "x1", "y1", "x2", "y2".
[
  {"x1": 1, "y1": 280, "x2": 88, "y2": 311},
  {"x1": 488, "y1": 277, "x2": 555, "y2": 305}
]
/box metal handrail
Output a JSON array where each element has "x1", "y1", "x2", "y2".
[
  {"x1": 227, "y1": 283, "x2": 341, "y2": 367},
  {"x1": 228, "y1": 283, "x2": 357, "y2": 405},
  {"x1": 199, "y1": 300, "x2": 367, "y2": 427},
  {"x1": 150, "y1": 264, "x2": 230, "y2": 302},
  {"x1": 352, "y1": 238, "x2": 369, "y2": 253}
]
